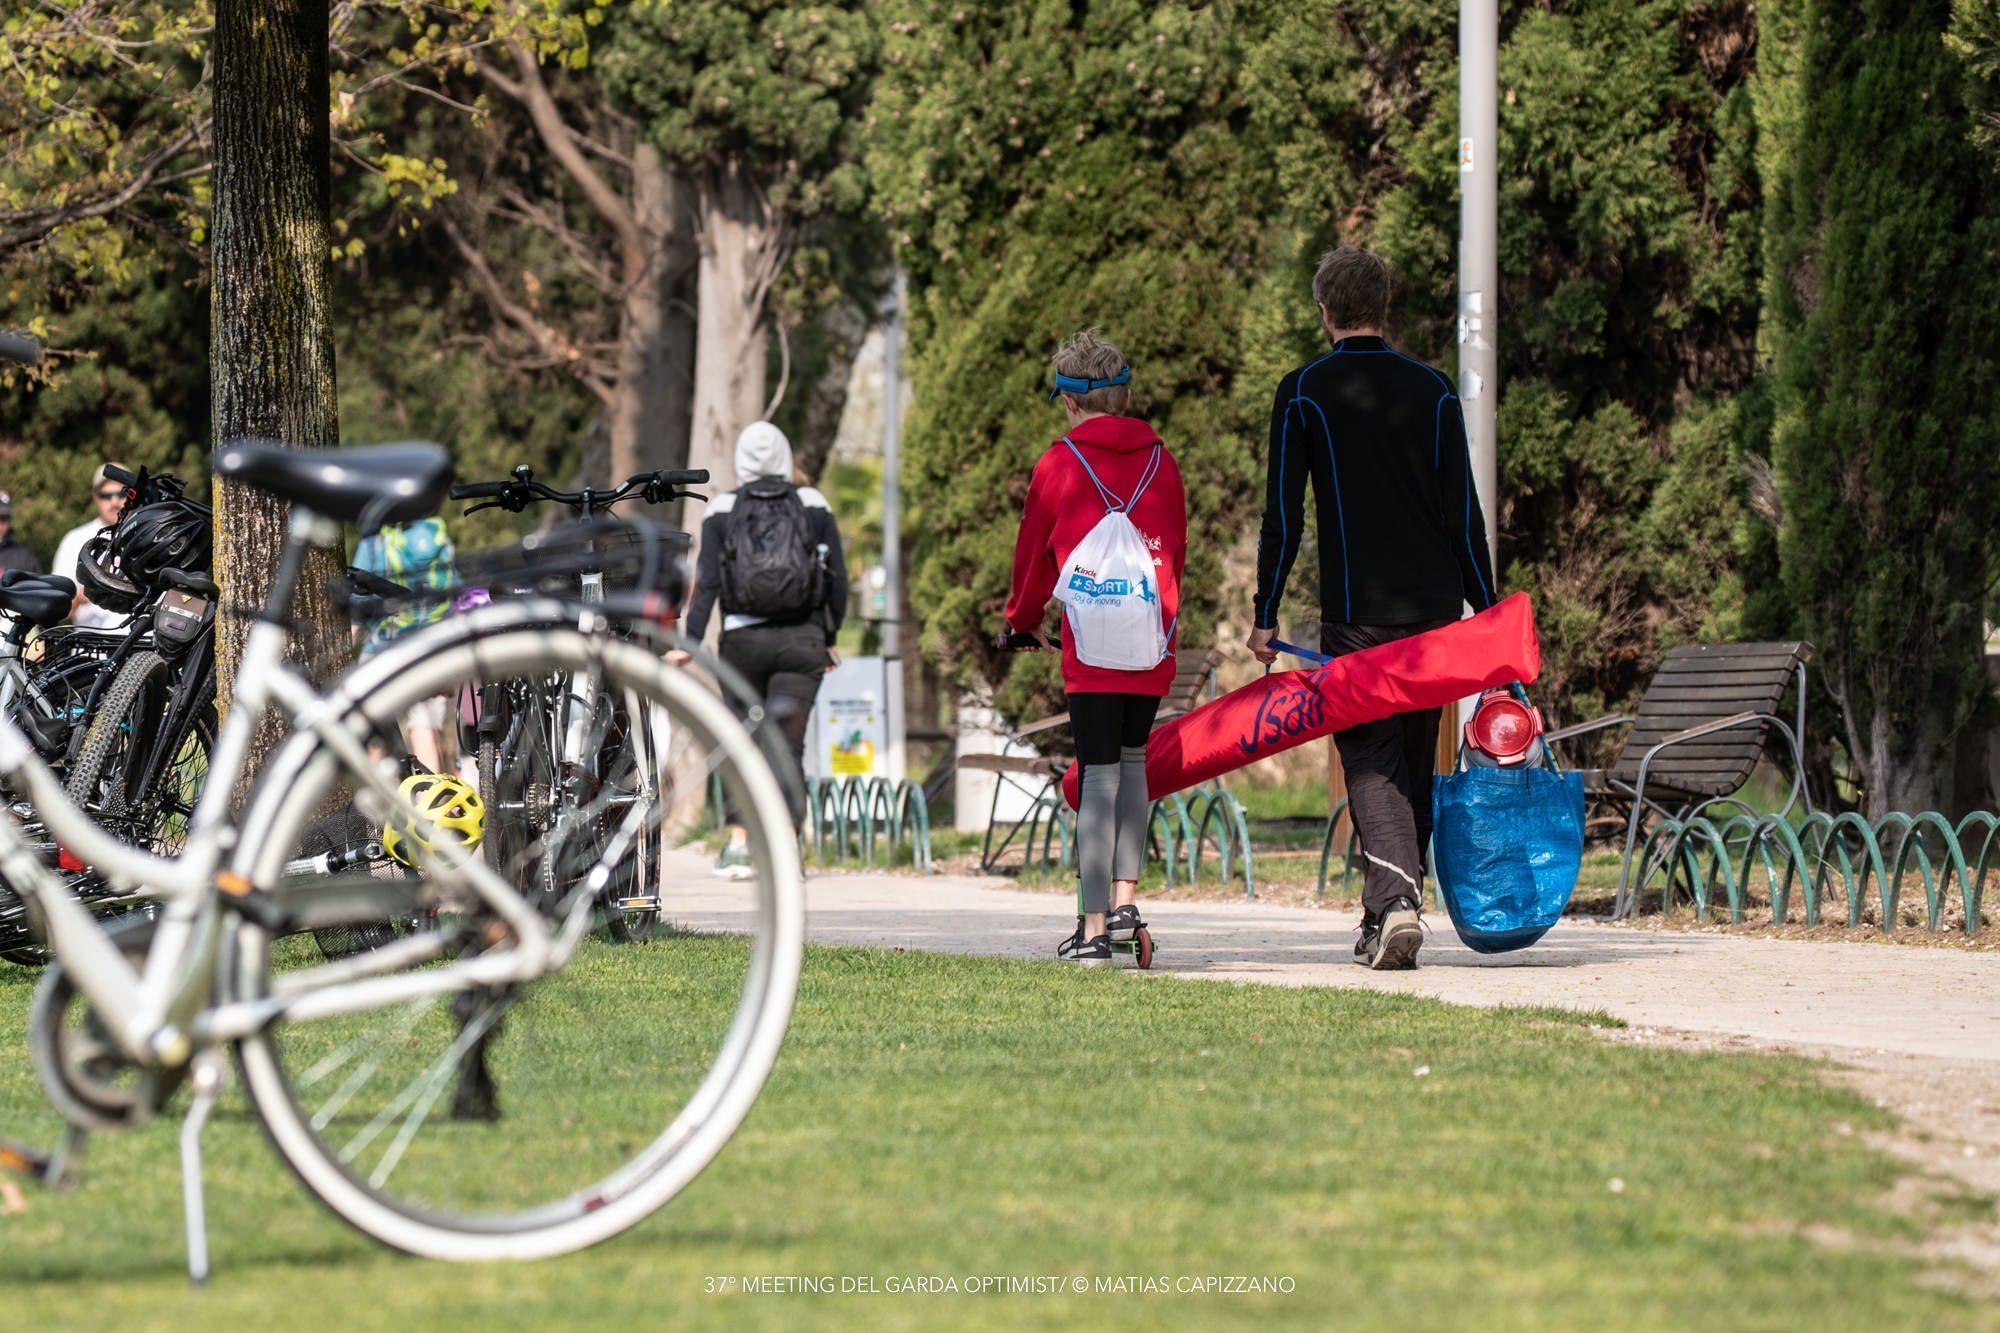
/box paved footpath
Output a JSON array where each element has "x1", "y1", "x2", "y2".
[{"x1": 674, "y1": 859, "x2": 2000, "y2": 1065}]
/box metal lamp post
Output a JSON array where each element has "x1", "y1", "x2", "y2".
[
  {"x1": 1459, "y1": 0, "x2": 1500, "y2": 564},
  {"x1": 881, "y1": 271, "x2": 907, "y2": 783}
]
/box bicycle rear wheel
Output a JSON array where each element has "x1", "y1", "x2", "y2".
[{"x1": 229, "y1": 615, "x2": 801, "y2": 1260}]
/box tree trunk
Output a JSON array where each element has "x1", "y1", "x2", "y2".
[
  {"x1": 210, "y1": 0, "x2": 344, "y2": 769},
  {"x1": 1852, "y1": 685, "x2": 1949, "y2": 819},
  {"x1": 786, "y1": 296, "x2": 871, "y2": 485},
  {"x1": 606, "y1": 145, "x2": 695, "y2": 481},
  {"x1": 689, "y1": 163, "x2": 778, "y2": 499}
]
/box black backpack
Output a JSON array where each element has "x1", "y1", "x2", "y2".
[{"x1": 720, "y1": 479, "x2": 821, "y2": 619}]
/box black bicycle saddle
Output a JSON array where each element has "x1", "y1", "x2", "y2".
[{"x1": 0, "y1": 573, "x2": 77, "y2": 628}]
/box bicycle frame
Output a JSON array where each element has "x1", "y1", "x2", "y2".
[{"x1": 0, "y1": 511, "x2": 572, "y2": 1069}]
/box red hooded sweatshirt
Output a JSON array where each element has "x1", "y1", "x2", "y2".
[{"x1": 1005, "y1": 414, "x2": 1187, "y2": 696}]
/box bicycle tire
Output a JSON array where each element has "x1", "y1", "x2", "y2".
[
  {"x1": 598, "y1": 689, "x2": 663, "y2": 945},
  {"x1": 229, "y1": 617, "x2": 802, "y2": 1261},
  {"x1": 64, "y1": 650, "x2": 171, "y2": 834},
  {"x1": 530, "y1": 674, "x2": 663, "y2": 944}
]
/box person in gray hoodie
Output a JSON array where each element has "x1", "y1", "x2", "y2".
[{"x1": 676, "y1": 422, "x2": 847, "y2": 878}]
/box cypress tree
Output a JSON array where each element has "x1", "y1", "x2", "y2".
[{"x1": 1761, "y1": 0, "x2": 2000, "y2": 814}]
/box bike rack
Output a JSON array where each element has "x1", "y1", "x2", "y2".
[
  {"x1": 1315, "y1": 798, "x2": 1361, "y2": 901},
  {"x1": 1186, "y1": 786, "x2": 1257, "y2": 898},
  {"x1": 804, "y1": 777, "x2": 935, "y2": 873},
  {"x1": 1623, "y1": 808, "x2": 1994, "y2": 934}
]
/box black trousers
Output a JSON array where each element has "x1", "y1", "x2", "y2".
[
  {"x1": 1323, "y1": 617, "x2": 1454, "y2": 920},
  {"x1": 718, "y1": 621, "x2": 827, "y2": 827},
  {"x1": 1066, "y1": 692, "x2": 1161, "y2": 766}
]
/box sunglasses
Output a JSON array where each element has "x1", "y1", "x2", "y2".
[{"x1": 96, "y1": 488, "x2": 123, "y2": 501}]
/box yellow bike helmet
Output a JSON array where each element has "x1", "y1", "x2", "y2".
[{"x1": 382, "y1": 771, "x2": 486, "y2": 869}]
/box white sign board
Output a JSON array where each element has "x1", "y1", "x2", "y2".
[{"x1": 806, "y1": 656, "x2": 888, "y2": 781}]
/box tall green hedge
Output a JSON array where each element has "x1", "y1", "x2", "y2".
[
  {"x1": 1761, "y1": 0, "x2": 2000, "y2": 815},
  {"x1": 870, "y1": 2, "x2": 1266, "y2": 726}
]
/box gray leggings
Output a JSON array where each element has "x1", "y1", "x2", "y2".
[{"x1": 1069, "y1": 693, "x2": 1160, "y2": 914}]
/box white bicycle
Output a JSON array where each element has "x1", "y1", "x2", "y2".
[{"x1": 1, "y1": 439, "x2": 802, "y2": 1279}]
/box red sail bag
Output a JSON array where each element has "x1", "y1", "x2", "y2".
[{"x1": 1060, "y1": 592, "x2": 1542, "y2": 810}]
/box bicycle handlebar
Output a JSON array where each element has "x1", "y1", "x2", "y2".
[
  {"x1": 994, "y1": 629, "x2": 1061, "y2": 651},
  {"x1": 345, "y1": 565, "x2": 411, "y2": 599},
  {"x1": 102, "y1": 463, "x2": 140, "y2": 488},
  {"x1": 449, "y1": 466, "x2": 710, "y2": 514},
  {"x1": 0, "y1": 331, "x2": 42, "y2": 365}
]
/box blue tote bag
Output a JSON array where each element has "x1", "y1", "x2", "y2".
[{"x1": 1431, "y1": 756, "x2": 1585, "y2": 954}]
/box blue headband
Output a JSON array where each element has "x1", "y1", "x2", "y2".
[{"x1": 1049, "y1": 365, "x2": 1130, "y2": 402}]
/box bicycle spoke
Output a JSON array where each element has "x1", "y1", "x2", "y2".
[
  {"x1": 301, "y1": 998, "x2": 434, "y2": 1129},
  {"x1": 362, "y1": 995, "x2": 513, "y2": 1190},
  {"x1": 335, "y1": 992, "x2": 510, "y2": 1173}
]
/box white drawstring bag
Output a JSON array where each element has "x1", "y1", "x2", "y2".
[{"x1": 1052, "y1": 439, "x2": 1173, "y2": 671}]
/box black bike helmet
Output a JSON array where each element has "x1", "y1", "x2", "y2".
[
  {"x1": 75, "y1": 528, "x2": 147, "y2": 614},
  {"x1": 111, "y1": 498, "x2": 212, "y2": 585}
]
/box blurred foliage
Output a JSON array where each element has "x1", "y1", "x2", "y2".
[
  {"x1": 3, "y1": 0, "x2": 1997, "y2": 813},
  {"x1": 870, "y1": 1, "x2": 1263, "y2": 726}
]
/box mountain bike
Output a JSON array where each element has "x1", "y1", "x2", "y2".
[
  {"x1": 60, "y1": 562, "x2": 216, "y2": 858},
  {"x1": 57, "y1": 465, "x2": 216, "y2": 854},
  {"x1": 0, "y1": 436, "x2": 802, "y2": 1279}
]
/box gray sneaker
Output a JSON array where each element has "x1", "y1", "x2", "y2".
[
  {"x1": 1057, "y1": 916, "x2": 1112, "y2": 966},
  {"x1": 711, "y1": 844, "x2": 753, "y2": 880},
  {"x1": 1354, "y1": 898, "x2": 1423, "y2": 970}
]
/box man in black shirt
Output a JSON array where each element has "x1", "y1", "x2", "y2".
[{"x1": 1248, "y1": 246, "x2": 1496, "y2": 969}]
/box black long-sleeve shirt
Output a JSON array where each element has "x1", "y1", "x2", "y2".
[
  {"x1": 1253, "y1": 334, "x2": 1496, "y2": 628},
  {"x1": 683, "y1": 481, "x2": 848, "y2": 641}
]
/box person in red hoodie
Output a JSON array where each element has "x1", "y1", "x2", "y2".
[{"x1": 1005, "y1": 330, "x2": 1187, "y2": 965}]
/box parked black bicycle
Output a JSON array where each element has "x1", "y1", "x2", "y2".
[
  {"x1": 60, "y1": 464, "x2": 216, "y2": 857},
  {"x1": 449, "y1": 465, "x2": 704, "y2": 944}
]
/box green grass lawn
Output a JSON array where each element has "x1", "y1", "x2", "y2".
[{"x1": 0, "y1": 942, "x2": 1991, "y2": 1331}]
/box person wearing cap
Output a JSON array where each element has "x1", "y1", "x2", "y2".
[
  {"x1": 672, "y1": 422, "x2": 848, "y2": 878},
  {"x1": 53, "y1": 463, "x2": 130, "y2": 628},
  {"x1": 0, "y1": 491, "x2": 42, "y2": 575},
  {"x1": 1004, "y1": 328, "x2": 1186, "y2": 965}
]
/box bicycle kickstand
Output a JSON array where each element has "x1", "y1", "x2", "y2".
[
  {"x1": 44, "y1": 1122, "x2": 88, "y2": 1191},
  {"x1": 179, "y1": 1049, "x2": 227, "y2": 1287}
]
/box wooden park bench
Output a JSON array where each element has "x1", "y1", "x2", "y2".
[{"x1": 1543, "y1": 640, "x2": 1814, "y2": 916}]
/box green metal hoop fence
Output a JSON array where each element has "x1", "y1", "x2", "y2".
[
  {"x1": 1629, "y1": 809, "x2": 1995, "y2": 934},
  {"x1": 805, "y1": 776, "x2": 935, "y2": 873},
  {"x1": 980, "y1": 785, "x2": 1259, "y2": 895},
  {"x1": 1312, "y1": 802, "x2": 1993, "y2": 934}
]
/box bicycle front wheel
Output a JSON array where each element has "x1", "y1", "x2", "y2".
[{"x1": 229, "y1": 616, "x2": 802, "y2": 1260}]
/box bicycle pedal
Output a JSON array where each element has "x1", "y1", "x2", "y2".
[
  {"x1": 613, "y1": 896, "x2": 659, "y2": 912},
  {"x1": 0, "y1": 1139, "x2": 53, "y2": 1185}
]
